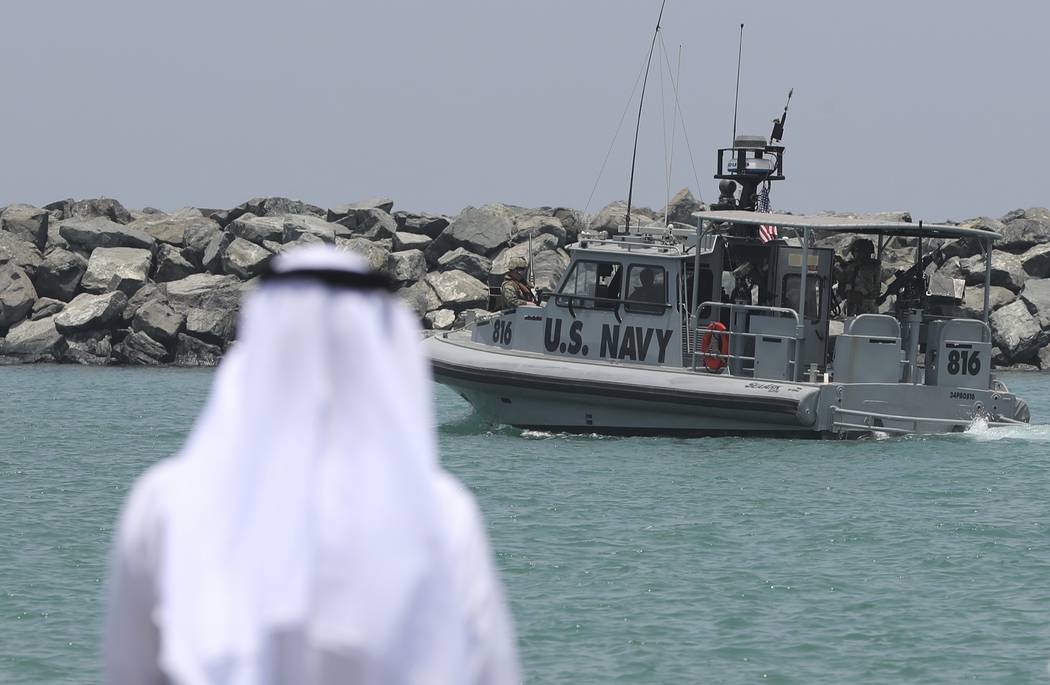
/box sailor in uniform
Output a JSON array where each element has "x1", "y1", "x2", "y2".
[
  {"x1": 838, "y1": 238, "x2": 881, "y2": 315},
  {"x1": 628, "y1": 267, "x2": 664, "y2": 303},
  {"x1": 498, "y1": 256, "x2": 537, "y2": 309},
  {"x1": 104, "y1": 245, "x2": 520, "y2": 685}
]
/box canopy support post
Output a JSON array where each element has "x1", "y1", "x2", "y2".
[
  {"x1": 691, "y1": 221, "x2": 704, "y2": 317},
  {"x1": 795, "y1": 226, "x2": 810, "y2": 381},
  {"x1": 982, "y1": 238, "x2": 992, "y2": 322}
]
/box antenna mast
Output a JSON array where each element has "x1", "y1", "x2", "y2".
[
  {"x1": 732, "y1": 23, "x2": 744, "y2": 144},
  {"x1": 624, "y1": 0, "x2": 667, "y2": 234}
]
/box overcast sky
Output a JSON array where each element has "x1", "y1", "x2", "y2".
[{"x1": 2, "y1": 1, "x2": 1047, "y2": 221}]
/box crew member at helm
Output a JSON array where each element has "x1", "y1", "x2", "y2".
[
  {"x1": 838, "y1": 238, "x2": 880, "y2": 315},
  {"x1": 498, "y1": 256, "x2": 537, "y2": 309}
]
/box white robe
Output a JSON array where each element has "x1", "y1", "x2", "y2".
[
  {"x1": 103, "y1": 245, "x2": 520, "y2": 684},
  {"x1": 105, "y1": 460, "x2": 519, "y2": 684}
]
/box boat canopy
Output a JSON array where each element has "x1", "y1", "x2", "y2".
[{"x1": 692, "y1": 210, "x2": 1001, "y2": 241}]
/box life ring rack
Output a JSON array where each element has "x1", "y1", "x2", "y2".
[{"x1": 699, "y1": 321, "x2": 729, "y2": 372}]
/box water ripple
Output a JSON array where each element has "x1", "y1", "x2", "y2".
[{"x1": 2, "y1": 368, "x2": 1049, "y2": 683}]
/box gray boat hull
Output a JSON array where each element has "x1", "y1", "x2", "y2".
[
  {"x1": 426, "y1": 331, "x2": 1030, "y2": 437},
  {"x1": 427, "y1": 331, "x2": 822, "y2": 437}
]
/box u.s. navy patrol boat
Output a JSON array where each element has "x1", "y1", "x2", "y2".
[{"x1": 426, "y1": 128, "x2": 1031, "y2": 437}]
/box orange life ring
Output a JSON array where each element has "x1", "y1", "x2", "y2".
[{"x1": 700, "y1": 321, "x2": 729, "y2": 371}]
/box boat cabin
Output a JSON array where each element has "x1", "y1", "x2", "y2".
[{"x1": 474, "y1": 210, "x2": 1001, "y2": 391}]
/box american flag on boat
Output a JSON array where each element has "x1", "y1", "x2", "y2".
[{"x1": 759, "y1": 224, "x2": 778, "y2": 242}]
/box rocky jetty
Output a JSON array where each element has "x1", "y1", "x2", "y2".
[{"x1": 1, "y1": 192, "x2": 1050, "y2": 370}]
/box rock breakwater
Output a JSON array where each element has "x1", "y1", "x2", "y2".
[{"x1": 1, "y1": 192, "x2": 1049, "y2": 369}]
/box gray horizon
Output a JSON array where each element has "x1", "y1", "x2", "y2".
[{"x1": 2, "y1": 0, "x2": 1047, "y2": 222}]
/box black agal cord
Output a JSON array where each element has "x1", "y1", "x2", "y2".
[{"x1": 260, "y1": 268, "x2": 398, "y2": 293}]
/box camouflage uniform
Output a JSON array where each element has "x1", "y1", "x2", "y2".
[
  {"x1": 498, "y1": 277, "x2": 536, "y2": 309},
  {"x1": 841, "y1": 257, "x2": 880, "y2": 315}
]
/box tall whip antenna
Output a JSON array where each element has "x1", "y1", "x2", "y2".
[
  {"x1": 624, "y1": 0, "x2": 667, "y2": 234},
  {"x1": 731, "y1": 23, "x2": 744, "y2": 144}
]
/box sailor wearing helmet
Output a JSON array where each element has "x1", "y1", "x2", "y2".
[
  {"x1": 838, "y1": 237, "x2": 881, "y2": 315},
  {"x1": 497, "y1": 256, "x2": 537, "y2": 309}
]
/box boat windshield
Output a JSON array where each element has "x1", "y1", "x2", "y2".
[{"x1": 557, "y1": 260, "x2": 622, "y2": 309}]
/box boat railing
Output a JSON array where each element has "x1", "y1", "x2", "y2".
[
  {"x1": 575, "y1": 233, "x2": 683, "y2": 254},
  {"x1": 690, "y1": 302, "x2": 802, "y2": 379}
]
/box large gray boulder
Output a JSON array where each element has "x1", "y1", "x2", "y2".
[
  {"x1": 182, "y1": 220, "x2": 223, "y2": 268},
  {"x1": 174, "y1": 333, "x2": 223, "y2": 366},
  {"x1": 33, "y1": 248, "x2": 87, "y2": 301},
  {"x1": 335, "y1": 208, "x2": 397, "y2": 240},
  {"x1": 661, "y1": 188, "x2": 704, "y2": 227},
  {"x1": 265, "y1": 234, "x2": 325, "y2": 255},
  {"x1": 122, "y1": 283, "x2": 163, "y2": 324},
  {"x1": 552, "y1": 208, "x2": 587, "y2": 244},
  {"x1": 202, "y1": 230, "x2": 236, "y2": 274},
  {"x1": 392, "y1": 232, "x2": 432, "y2": 252},
  {"x1": 43, "y1": 198, "x2": 72, "y2": 221},
  {"x1": 58, "y1": 217, "x2": 155, "y2": 252},
  {"x1": 238, "y1": 197, "x2": 325, "y2": 220},
  {"x1": 531, "y1": 247, "x2": 571, "y2": 292},
  {"x1": 54, "y1": 291, "x2": 128, "y2": 334},
  {"x1": 0, "y1": 232, "x2": 43, "y2": 277},
  {"x1": 941, "y1": 217, "x2": 1002, "y2": 260},
  {"x1": 126, "y1": 212, "x2": 219, "y2": 247},
  {"x1": 426, "y1": 205, "x2": 515, "y2": 263},
  {"x1": 335, "y1": 237, "x2": 390, "y2": 272},
  {"x1": 1, "y1": 204, "x2": 49, "y2": 249},
  {"x1": 990, "y1": 299, "x2": 1043, "y2": 361},
  {"x1": 934, "y1": 255, "x2": 964, "y2": 280},
  {"x1": 30, "y1": 297, "x2": 65, "y2": 321},
  {"x1": 228, "y1": 214, "x2": 285, "y2": 245},
  {"x1": 163, "y1": 273, "x2": 243, "y2": 314},
  {"x1": 45, "y1": 224, "x2": 69, "y2": 252},
  {"x1": 386, "y1": 249, "x2": 427, "y2": 285},
  {"x1": 959, "y1": 285, "x2": 1014, "y2": 319},
  {"x1": 1020, "y1": 278, "x2": 1050, "y2": 329},
  {"x1": 393, "y1": 211, "x2": 449, "y2": 239},
  {"x1": 398, "y1": 280, "x2": 441, "y2": 316},
  {"x1": 588, "y1": 201, "x2": 654, "y2": 234},
  {"x1": 222, "y1": 237, "x2": 272, "y2": 279},
  {"x1": 119, "y1": 330, "x2": 170, "y2": 364},
  {"x1": 132, "y1": 300, "x2": 184, "y2": 344},
  {"x1": 510, "y1": 215, "x2": 567, "y2": 247},
  {"x1": 424, "y1": 270, "x2": 488, "y2": 312},
  {"x1": 45, "y1": 197, "x2": 132, "y2": 224},
  {"x1": 437, "y1": 247, "x2": 492, "y2": 281},
  {"x1": 1020, "y1": 243, "x2": 1050, "y2": 279},
  {"x1": 3, "y1": 316, "x2": 66, "y2": 359},
  {"x1": 491, "y1": 234, "x2": 559, "y2": 275},
  {"x1": 167, "y1": 207, "x2": 201, "y2": 217},
  {"x1": 67, "y1": 198, "x2": 133, "y2": 224},
  {"x1": 81, "y1": 247, "x2": 152, "y2": 295},
  {"x1": 62, "y1": 332, "x2": 113, "y2": 365},
  {"x1": 328, "y1": 197, "x2": 395, "y2": 220},
  {"x1": 185, "y1": 307, "x2": 234, "y2": 346},
  {"x1": 960, "y1": 251, "x2": 1026, "y2": 293},
  {"x1": 0, "y1": 265, "x2": 37, "y2": 332},
  {"x1": 998, "y1": 207, "x2": 1050, "y2": 253},
  {"x1": 154, "y1": 244, "x2": 196, "y2": 282},
  {"x1": 282, "y1": 215, "x2": 339, "y2": 243}
]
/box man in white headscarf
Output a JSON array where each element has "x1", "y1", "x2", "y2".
[{"x1": 104, "y1": 245, "x2": 520, "y2": 685}]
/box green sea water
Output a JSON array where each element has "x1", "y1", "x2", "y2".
[{"x1": 1, "y1": 365, "x2": 1049, "y2": 684}]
